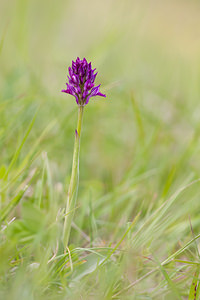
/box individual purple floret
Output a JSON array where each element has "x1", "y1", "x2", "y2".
[{"x1": 62, "y1": 57, "x2": 106, "y2": 106}]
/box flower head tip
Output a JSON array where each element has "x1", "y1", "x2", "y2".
[{"x1": 61, "y1": 57, "x2": 106, "y2": 106}]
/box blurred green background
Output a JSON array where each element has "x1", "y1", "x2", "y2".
[
  {"x1": 1, "y1": 0, "x2": 200, "y2": 180},
  {"x1": 1, "y1": 0, "x2": 200, "y2": 299}
]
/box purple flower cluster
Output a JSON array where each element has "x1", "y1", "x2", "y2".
[{"x1": 62, "y1": 57, "x2": 106, "y2": 106}]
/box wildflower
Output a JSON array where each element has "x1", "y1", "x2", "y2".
[
  {"x1": 62, "y1": 57, "x2": 106, "y2": 247},
  {"x1": 62, "y1": 57, "x2": 106, "y2": 106}
]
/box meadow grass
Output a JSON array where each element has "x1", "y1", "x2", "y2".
[{"x1": 1, "y1": 0, "x2": 200, "y2": 299}]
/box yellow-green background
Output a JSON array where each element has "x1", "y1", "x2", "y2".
[{"x1": 1, "y1": 1, "x2": 200, "y2": 299}]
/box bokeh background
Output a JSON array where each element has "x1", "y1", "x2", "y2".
[
  {"x1": 1, "y1": 0, "x2": 200, "y2": 182},
  {"x1": 1, "y1": 0, "x2": 200, "y2": 299}
]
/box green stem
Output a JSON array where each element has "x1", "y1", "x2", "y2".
[{"x1": 63, "y1": 105, "x2": 84, "y2": 248}]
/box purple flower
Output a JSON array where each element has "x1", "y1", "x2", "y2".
[{"x1": 62, "y1": 57, "x2": 106, "y2": 106}]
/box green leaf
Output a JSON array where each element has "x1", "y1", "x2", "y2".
[
  {"x1": 188, "y1": 267, "x2": 200, "y2": 300},
  {"x1": 0, "y1": 185, "x2": 28, "y2": 222},
  {"x1": 72, "y1": 253, "x2": 105, "y2": 282}
]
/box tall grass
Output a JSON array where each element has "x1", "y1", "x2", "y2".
[{"x1": 1, "y1": 0, "x2": 200, "y2": 299}]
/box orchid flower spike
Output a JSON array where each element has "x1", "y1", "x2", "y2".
[{"x1": 62, "y1": 57, "x2": 106, "y2": 106}]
